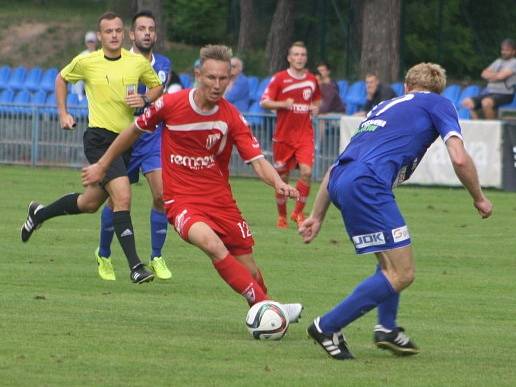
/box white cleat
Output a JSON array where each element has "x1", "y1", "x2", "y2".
[{"x1": 281, "y1": 303, "x2": 304, "y2": 323}]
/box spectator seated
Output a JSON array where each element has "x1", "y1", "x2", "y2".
[
  {"x1": 457, "y1": 85, "x2": 481, "y2": 119},
  {"x1": 247, "y1": 76, "x2": 259, "y2": 102}
]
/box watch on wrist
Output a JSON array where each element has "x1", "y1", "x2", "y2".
[{"x1": 141, "y1": 94, "x2": 151, "y2": 108}]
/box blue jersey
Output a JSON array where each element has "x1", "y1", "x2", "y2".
[
  {"x1": 337, "y1": 92, "x2": 462, "y2": 187},
  {"x1": 133, "y1": 52, "x2": 172, "y2": 156}
]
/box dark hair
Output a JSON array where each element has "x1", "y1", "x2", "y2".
[
  {"x1": 97, "y1": 11, "x2": 121, "y2": 31},
  {"x1": 316, "y1": 62, "x2": 330, "y2": 70},
  {"x1": 131, "y1": 10, "x2": 156, "y2": 30},
  {"x1": 501, "y1": 38, "x2": 515, "y2": 49}
]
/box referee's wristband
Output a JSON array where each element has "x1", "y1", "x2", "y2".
[{"x1": 141, "y1": 94, "x2": 151, "y2": 108}]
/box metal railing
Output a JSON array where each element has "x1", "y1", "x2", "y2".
[{"x1": 0, "y1": 103, "x2": 342, "y2": 181}]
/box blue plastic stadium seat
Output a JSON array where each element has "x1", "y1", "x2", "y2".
[
  {"x1": 0, "y1": 88, "x2": 15, "y2": 113},
  {"x1": 24, "y1": 67, "x2": 43, "y2": 92},
  {"x1": 178, "y1": 73, "x2": 192, "y2": 88},
  {"x1": 245, "y1": 101, "x2": 267, "y2": 126},
  {"x1": 7, "y1": 66, "x2": 27, "y2": 91},
  {"x1": 441, "y1": 84, "x2": 462, "y2": 106},
  {"x1": 0, "y1": 65, "x2": 11, "y2": 91},
  {"x1": 345, "y1": 80, "x2": 366, "y2": 115},
  {"x1": 391, "y1": 82, "x2": 404, "y2": 96},
  {"x1": 40, "y1": 67, "x2": 59, "y2": 93},
  {"x1": 337, "y1": 80, "x2": 349, "y2": 101},
  {"x1": 254, "y1": 77, "x2": 271, "y2": 103},
  {"x1": 247, "y1": 76, "x2": 259, "y2": 102},
  {"x1": 12, "y1": 89, "x2": 31, "y2": 114},
  {"x1": 498, "y1": 93, "x2": 516, "y2": 110},
  {"x1": 31, "y1": 89, "x2": 47, "y2": 105},
  {"x1": 44, "y1": 92, "x2": 57, "y2": 115},
  {"x1": 78, "y1": 95, "x2": 89, "y2": 118}
]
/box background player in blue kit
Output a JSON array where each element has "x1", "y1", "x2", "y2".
[
  {"x1": 299, "y1": 62, "x2": 493, "y2": 360},
  {"x1": 95, "y1": 10, "x2": 172, "y2": 280}
]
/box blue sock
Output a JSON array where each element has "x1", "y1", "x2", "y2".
[
  {"x1": 319, "y1": 268, "x2": 397, "y2": 333},
  {"x1": 150, "y1": 208, "x2": 168, "y2": 259},
  {"x1": 376, "y1": 265, "x2": 399, "y2": 330},
  {"x1": 98, "y1": 206, "x2": 114, "y2": 258}
]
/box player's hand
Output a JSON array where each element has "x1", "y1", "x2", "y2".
[
  {"x1": 59, "y1": 113, "x2": 76, "y2": 130},
  {"x1": 276, "y1": 182, "x2": 299, "y2": 199},
  {"x1": 310, "y1": 104, "x2": 319, "y2": 116},
  {"x1": 474, "y1": 197, "x2": 493, "y2": 219},
  {"x1": 81, "y1": 163, "x2": 105, "y2": 187},
  {"x1": 298, "y1": 216, "x2": 321, "y2": 243},
  {"x1": 125, "y1": 94, "x2": 145, "y2": 108},
  {"x1": 283, "y1": 98, "x2": 294, "y2": 110}
]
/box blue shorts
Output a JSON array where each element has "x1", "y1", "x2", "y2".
[
  {"x1": 328, "y1": 162, "x2": 411, "y2": 254},
  {"x1": 127, "y1": 148, "x2": 161, "y2": 184}
]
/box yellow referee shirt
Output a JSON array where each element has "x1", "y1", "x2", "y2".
[{"x1": 60, "y1": 48, "x2": 161, "y2": 133}]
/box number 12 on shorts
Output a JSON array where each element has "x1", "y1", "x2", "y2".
[{"x1": 237, "y1": 221, "x2": 252, "y2": 238}]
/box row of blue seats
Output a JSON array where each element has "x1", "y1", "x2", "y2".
[
  {"x1": 0, "y1": 88, "x2": 88, "y2": 117},
  {"x1": 3, "y1": 65, "x2": 515, "y2": 119}
]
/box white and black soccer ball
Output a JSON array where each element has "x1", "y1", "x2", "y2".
[{"x1": 245, "y1": 300, "x2": 289, "y2": 340}]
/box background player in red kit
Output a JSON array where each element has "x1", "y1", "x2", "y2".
[
  {"x1": 82, "y1": 45, "x2": 303, "y2": 322},
  {"x1": 260, "y1": 41, "x2": 321, "y2": 229}
]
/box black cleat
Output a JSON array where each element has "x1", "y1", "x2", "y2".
[
  {"x1": 21, "y1": 201, "x2": 44, "y2": 242},
  {"x1": 374, "y1": 325, "x2": 419, "y2": 356},
  {"x1": 307, "y1": 317, "x2": 354, "y2": 360},
  {"x1": 130, "y1": 264, "x2": 155, "y2": 284}
]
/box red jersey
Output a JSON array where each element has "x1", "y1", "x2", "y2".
[
  {"x1": 135, "y1": 89, "x2": 263, "y2": 206},
  {"x1": 261, "y1": 69, "x2": 321, "y2": 146}
]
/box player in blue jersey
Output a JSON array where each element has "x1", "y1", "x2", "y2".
[
  {"x1": 300, "y1": 63, "x2": 493, "y2": 360},
  {"x1": 94, "y1": 10, "x2": 173, "y2": 280}
]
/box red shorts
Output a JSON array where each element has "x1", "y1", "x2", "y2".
[
  {"x1": 165, "y1": 200, "x2": 254, "y2": 256},
  {"x1": 272, "y1": 139, "x2": 314, "y2": 174}
]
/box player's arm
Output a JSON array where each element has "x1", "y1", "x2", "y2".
[
  {"x1": 55, "y1": 73, "x2": 76, "y2": 129},
  {"x1": 445, "y1": 136, "x2": 492, "y2": 218},
  {"x1": 250, "y1": 157, "x2": 298, "y2": 199},
  {"x1": 126, "y1": 84, "x2": 164, "y2": 108},
  {"x1": 298, "y1": 166, "x2": 333, "y2": 242},
  {"x1": 260, "y1": 98, "x2": 294, "y2": 110},
  {"x1": 81, "y1": 124, "x2": 141, "y2": 186}
]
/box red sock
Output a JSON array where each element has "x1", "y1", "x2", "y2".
[
  {"x1": 255, "y1": 269, "x2": 268, "y2": 296},
  {"x1": 275, "y1": 192, "x2": 287, "y2": 217},
  {"x1": 213, "y1": 254, "x2": 268, "y2": 305},
  {"x1": 294, "y1": 180, "x2": 310, "y2": 214}
]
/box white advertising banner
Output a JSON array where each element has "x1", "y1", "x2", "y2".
[{"x1": 340, "y1": 116, "x2": 503, "y2": 188}]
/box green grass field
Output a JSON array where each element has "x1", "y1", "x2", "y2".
[{"x1": 1, "y1": 165, "x2": 515, "y2": 386}]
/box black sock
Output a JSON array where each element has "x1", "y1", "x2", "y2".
[
  {"x1": 35, "y1": 193, "x2": 81, "y2": 222},
  {"x1": 112, "y1": 210, "x2": 142, "y2": 269}
]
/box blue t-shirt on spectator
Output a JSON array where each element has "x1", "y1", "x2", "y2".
[{"x1": 225, "y1": 73, "x2": 250, "y2": 112}]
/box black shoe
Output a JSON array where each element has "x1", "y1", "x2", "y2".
[
  {"x1": 130, "y1": 264, "x2": 154, "y2": 284},
  {"x1": 21, "y1": 201, "x2": 44, "y2": 242},
  {"x1": 373, "y1": 325, "x2": 419, "y2": 356},
  {"x1": 307, "y1": 317, "x2": 354, "y2": 360}
]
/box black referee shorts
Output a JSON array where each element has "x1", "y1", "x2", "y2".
[{"x1": 83, "y1": 127, "x2": 132, "y2": 187}]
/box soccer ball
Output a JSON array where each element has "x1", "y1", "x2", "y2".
[{"x1": 245, "y1": 300, "x2": 289, "y2": 340}]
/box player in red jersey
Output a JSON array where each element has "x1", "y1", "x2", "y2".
[
  {"x1": 260, "y1": 41, "x2": 321, "y2": 229},
  {"x1": 82, "y1": 45, "x2": 304, "y2": 322}
]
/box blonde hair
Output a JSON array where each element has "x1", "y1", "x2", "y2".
[
  {"x1": 288, "y1": 41, "x2": 306, "y2": 55},
  {"x1": 199, "y1": 45, "x2": 232, "y2": 67},
  {"x1": 404, "y1": 63, "x2": 446, "y2": 94}
]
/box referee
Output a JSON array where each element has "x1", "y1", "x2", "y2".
[{"x1": 20, "y1": 11, "x2": 163, "y2": 284}]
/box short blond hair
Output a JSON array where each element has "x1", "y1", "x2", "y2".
[
  {"x1": 288, "y1": 41, "x2": 306, "y2": 55},
  {"x1": 404, "y1": 63, "x2": 446, "y2": 94},
  {"x1": 199, "y1": 45, "x2": 232, "y2": 67}
]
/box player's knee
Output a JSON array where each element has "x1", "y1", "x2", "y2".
[
  {"x1": 481, "y1": 97, "x2": 494, "y2": 109},
  {"x1": 79, "y1": 200, "x2": 101, "y2": 213},
  {"x1": 112, "y1": 195, "x2": 131, "y2": 210},
  {"x1": 398, "y1": 269, "x2": 415, "y2": 290}
]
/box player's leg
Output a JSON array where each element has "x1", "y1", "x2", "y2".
[
  {"x1": 291, "y1": 140, "x2": 314, "y2": 225},
  {"x1": 272, "y1": 142, "x2": 294, "y2": 228},
  {"x1": 144, "y1": 168, "x2": 171, "y2": 279},
  {"x1": 373, "y1": 248, "x2": 418, "y2": 355},
  {"x1": 95, "y1": 196, "x2": 116, "y2": 281},
  {"x1": 21, "y1": 183, "x2": 106, "y2": 243},
  {"x1": 480, "y1": 96, "x2": 497, "y2": 119},
  {"x1": 105, "y1": 176, "x2": 153, "y2": 283},
  {"x1": 186, "y1": 221, "x2": 267, "y2": 305}
]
